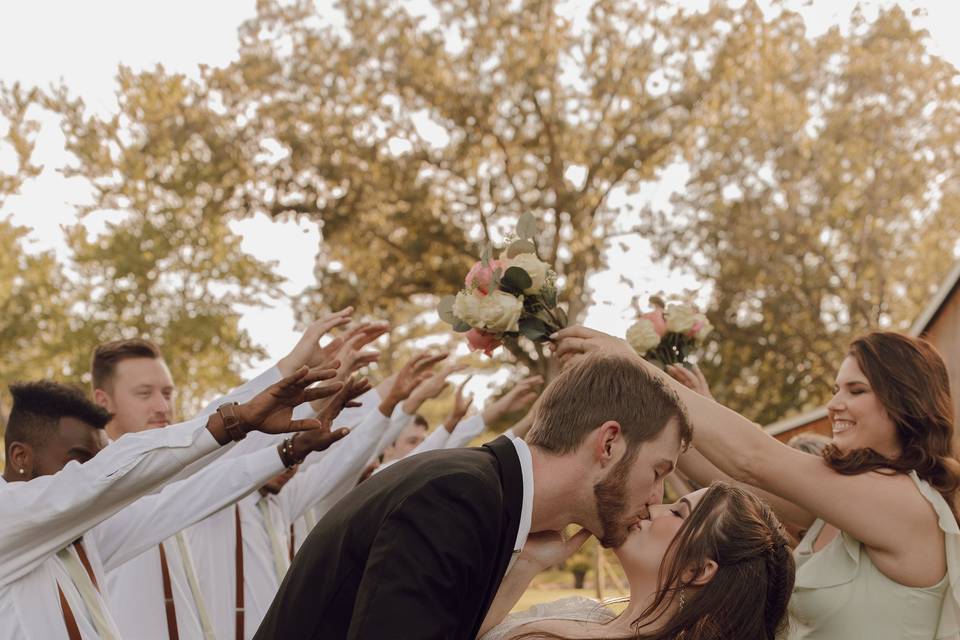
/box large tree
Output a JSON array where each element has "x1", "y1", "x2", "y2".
[
  {"x1": 649, "y1": 4, "x2": 960, "y2": 424},
  {"x1": 197, "y1": 0, "x2": 735, "y2": 373},
  {"x1": 43, "y1": 70, "x2": 284, "y2": 414}
]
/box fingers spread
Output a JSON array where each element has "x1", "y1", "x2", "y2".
[{"x1": 303, "y1": 381, "x2": 344, "y2": 402}]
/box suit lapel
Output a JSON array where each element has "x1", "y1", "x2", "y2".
[{"x1": 471, "y1": 436, "x2": 524, "y2": 635}]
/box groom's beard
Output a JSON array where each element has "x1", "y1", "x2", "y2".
[{"x1": 593, "y1": 453, "x2": 634, "y2": 548}]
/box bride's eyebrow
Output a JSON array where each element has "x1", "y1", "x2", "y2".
[{"x1": 679, "y1": 498, "x2": 693, "y2": 515}]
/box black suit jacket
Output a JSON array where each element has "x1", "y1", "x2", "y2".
[{"x1": 254, "y1": 435, "x2": 524, "y2": 640}]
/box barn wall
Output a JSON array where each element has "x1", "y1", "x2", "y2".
[{"x1": 923, "y1": 285, "x2": 960, "y2": 450}]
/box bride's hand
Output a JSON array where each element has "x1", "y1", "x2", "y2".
[
  {"x1": 517, "y1": 529, "x2": 592, "y2": 573},
  {"x1": 551, "y1": 326, "x2": 635, "y2": 369}
]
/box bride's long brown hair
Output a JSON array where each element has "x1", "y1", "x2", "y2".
[{"x1": 517, "y1": 483, "x2": 795, "y2": 640}]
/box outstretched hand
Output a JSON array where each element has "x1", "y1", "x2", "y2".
[
  {"x1": 236, "y1": 365, "x2": 344, "y2": 435},
  {"x1": 442, "y1": 376, "x2": 474, "y2": 433},
  {"x1": 551, "y1": 325, "x2": 637, "y2": 369},
  {"x1": 294, "y1": 375, "x2": 372, "y2": 456},
  {"x1": 403, "y1": 362, "x2": 470, "y2": 414},
  {"x1": 482, "y1": 375, "x2": 543, "y2": 425},
  {"x1": 666, "y1": 363, "x2": 714, "y2": 400},
  {"x1": 277, "y1": 308, "x2": 354, "y2": 374}
]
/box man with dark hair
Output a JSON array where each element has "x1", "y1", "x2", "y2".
[
  {"x1": 256, "y1": 351, "x2": 690, "y2": 640},
  {"x1": 4, "y1": 381, "x2": 112, "y2": 478},
  {"x1": 0, "y1": 366, "x2": 346, "y2": 640}
]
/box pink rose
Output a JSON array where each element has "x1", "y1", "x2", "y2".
[
  {"x1": 465, "y1": 260, "x2": 504, "y2": 295},
  {"x1": 641, "y1": 309, "x2": 667, "y2": 337},
  {"x1": 465, "y1": 328, "x2": 501, "y2": 356}
]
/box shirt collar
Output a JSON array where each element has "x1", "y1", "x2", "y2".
[{"x1": 510, "y1": 436, "x2": 534, "y2": 552}]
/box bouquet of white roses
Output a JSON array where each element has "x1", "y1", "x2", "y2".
[
  {"x1": 438, "y1": 213, "x2": 566, "y2": 356},
  {"x1": 626, "y1": 296, "x2": 712, "y2": 368}
]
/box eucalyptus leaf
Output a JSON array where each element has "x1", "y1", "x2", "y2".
[
  {"x1": 519, "y1": 316, "x2": 548, "y2": 341},
  {"x1": 453, "y1": 320, "x2": 472, "y2": 333},
  {"x1": 517, "y1": 212, "x2": 538, "y2": 240},
  {"x1": 481, "y1": 245, "x2": 492, "y2": 267},
  {"x1": 438, "y1": 295, "x2": 459, "y2": 325},
  {"x1": 501, "y1": 266, "x2": 532, "y2": 292},
  {"x1": 507, "y1": 239, "x2": 536, "y2": 258}
]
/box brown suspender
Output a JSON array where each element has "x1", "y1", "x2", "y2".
[
  {"x1": 289, "y1": 523, "x2": 295, "y2": 562},
  {"x1": 58, "y1": 540, "x2": 98, "y2": 640},
  {"x1": 158, "y1": 543, "x2": 180, "y2": 640},
  {"x1": 58, "y1": 585, "x2": 82, "y2": 640},
  {"x1": 72, "y1": 541, "x2": 98, "y2": 589},
  {"x1": 235, "y1": 505, "x2": 244, "y2": 640}
]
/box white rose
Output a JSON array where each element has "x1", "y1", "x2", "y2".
[
  {"x1": 505, "y1": 253, "x2": 549, "y2": 294},
  {"x1": 626, "y1": 318, "x2": 661, "y2": 354},
  {"x1": 666, "y1": 303, "x2": 698, "y2": 334},
  {"x1": 453, "y1": 290, "x2": 523, "y2": 333}
]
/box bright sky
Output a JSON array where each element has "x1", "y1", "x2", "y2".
[{"x1": 2, "y1": 0, "x2": 958, "y2": 400}]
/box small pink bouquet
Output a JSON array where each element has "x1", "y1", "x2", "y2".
[
  {"x1": 626, "y1": 297, "x2": 712, "y2": 368},
  {"x1": 438, "y1": 214, "x2": 566, "y2": 356}
]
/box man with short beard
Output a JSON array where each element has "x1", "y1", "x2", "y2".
[
  {"x1": 86, "y1": 310, "x2": 389, "y2": 640},
  {"x1": 255, "y1": 352, "x2": 693, "y2": 639}
]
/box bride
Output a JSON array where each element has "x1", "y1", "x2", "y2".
[{"x1": 479, "y1": 482, "x2": 795, "y2": 640}]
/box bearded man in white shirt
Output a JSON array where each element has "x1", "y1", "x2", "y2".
[{"x1": 86, "y1": 309, "x2": 370, "y2": 640}]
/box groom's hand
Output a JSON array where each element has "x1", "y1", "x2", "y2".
[{"x1": 517, "y1": 529, "x2": 592, "y2": 573}]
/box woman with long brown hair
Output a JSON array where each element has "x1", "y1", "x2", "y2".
[
  {"x1": 479, "y1": 483, "x2": 795, "y2": 640},
  {"x1": 554, "y1": 328, "x2": 960, "y2": 640}
]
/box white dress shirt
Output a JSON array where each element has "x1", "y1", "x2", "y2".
[
  {"x1": 92, "y1": 363, "x2": 293, "y2": 640},
  {"x1": 95, "y1": 445, "x2": 285, "y2": 640},
  {"x1": 445, "y1": 414, "x2": 487, "y2": 449},
  {"x1": 372, "y1": 414, "x2": 488, "y2": 476},
  {"x1": 187, "y1": 400, "x2": 399, "y2": 639},
  {"x1": 0, "y1": 416, "x2": 222, "y2": 639},
  {"x1": 510, "y1": 437, "x2": 535, "y2": 552}
]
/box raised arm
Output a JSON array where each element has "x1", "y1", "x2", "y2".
[
  {"x1": 0, "y1": 365, "x2": 342, "y2": 586},
  {"x1": 554, "y1": 326, "x2": 942, "y2": 574}
]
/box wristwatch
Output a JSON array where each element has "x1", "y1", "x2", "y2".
[{"x1": 216, "y1": 402, "x2": 248, "y2": 442}]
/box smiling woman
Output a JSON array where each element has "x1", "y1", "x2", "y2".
[{"x1": 552, "y1": 325, "x2": 960, "y2": 640}]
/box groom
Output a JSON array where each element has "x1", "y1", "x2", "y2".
[{"x1": 255, "y1": 348, "x2": 691, "y2": 639}]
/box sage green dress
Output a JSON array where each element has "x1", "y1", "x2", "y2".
[{"x1": 788, "y1": 472, "x2": 960, "y2": 640}]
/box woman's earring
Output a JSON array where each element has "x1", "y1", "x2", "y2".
[
  {"x1": 678, "y1": 586, "x2": 686, "y2": 611},
  {"x1": 18, "y1": 468, "x2": 25, "y2": 475}
]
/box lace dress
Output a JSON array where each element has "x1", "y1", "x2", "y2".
[{"x1": 480, "y1": 596, "x2": 618, "y2": 640}]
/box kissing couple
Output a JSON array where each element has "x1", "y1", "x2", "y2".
[{"x1": 255, "y1": 326, "x2": 795, "y2": 640}]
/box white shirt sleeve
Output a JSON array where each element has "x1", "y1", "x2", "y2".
[
  {"x1": 275, "y1": 407, "x2": 392, "y2": 523},
  {"x1": 372, "y1": 404, "x2": 415, "y2": 460},
  {"x1": 406, "y1": 425, "x2": 450, "y2": 456},
  {"x1": 168, "y1": 366, "x2": 289, "y2": 481},
  {"x1": 0, "y1": 416, "x2": 219, "y2": 587},
  {"x1": 331, "y1": 388, "x2": 381, "y2": 430},
  {"x1": 87, "y1": 444, "x2": 286, "y2": 572},
  {"x1": 445, "y1": 415, "x2": 487, "y2": 449}
]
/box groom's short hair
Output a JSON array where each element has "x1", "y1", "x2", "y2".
[{"x1": 526, "y1": 353, "x2": 692, "y2": 455}]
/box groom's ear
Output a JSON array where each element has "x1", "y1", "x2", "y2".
[{"x1": 594, "y1": 421, "x2": 623, "y2": 468}]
